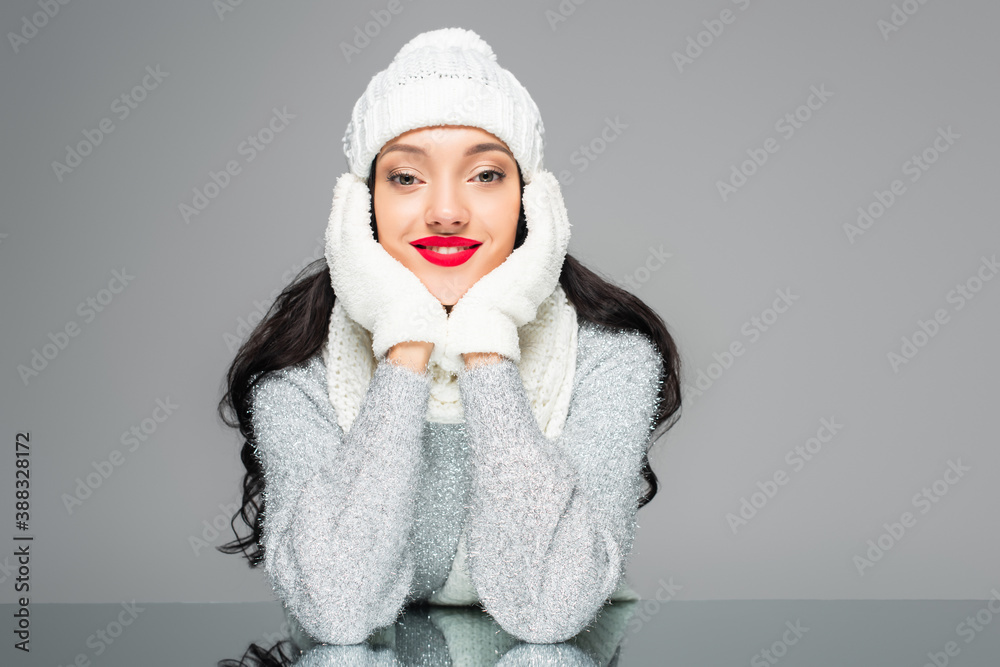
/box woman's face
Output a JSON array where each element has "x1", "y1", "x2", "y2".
[{"x1": 372, "y1": 125, "x2": 521, "y2": 306}]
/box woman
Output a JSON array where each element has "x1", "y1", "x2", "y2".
[{"x1": 218, "y1": 27, "x2": 682, "y2": 647}]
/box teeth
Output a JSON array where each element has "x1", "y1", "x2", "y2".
[{"x1": 425, "y1": 246, "x2": 474, "y2": 254}]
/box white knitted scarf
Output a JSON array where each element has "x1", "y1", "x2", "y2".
[{"x1": 321, "y1": 283, "x2": 578, "y2": 436}]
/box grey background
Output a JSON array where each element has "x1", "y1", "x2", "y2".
[{"x1": 1, "y1": 0, "x2": 997, "y2": 609}]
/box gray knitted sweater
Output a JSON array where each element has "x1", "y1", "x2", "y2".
[{"x1": 248, "y1": 318, "x2": 664, "y2": 646}]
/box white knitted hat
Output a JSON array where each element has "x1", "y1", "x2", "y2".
[{"x1": 342, "y1": 27, "x2": 546, "y2": 184}]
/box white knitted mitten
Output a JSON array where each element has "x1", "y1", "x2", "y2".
[
  {"x1": 438, "y1": 169, "x2": 571, "y2": 371},
  {"x1": 325, "y1": 171, "x2": 448, "y2": 361}
]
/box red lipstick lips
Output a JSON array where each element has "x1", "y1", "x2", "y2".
[{"x1": 409, "y1": 236, "x2": 482, "y2": 267}]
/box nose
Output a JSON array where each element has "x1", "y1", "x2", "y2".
[{"x1": 425, "y1": 179, "x2": 469, "y2": 230}]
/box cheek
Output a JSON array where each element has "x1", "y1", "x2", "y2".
[
  {"x1": 480, "y1": 192, "x2": 520, "y2": 246},
  {"x1": 373, "y1": 197, "x2": 409, "y2": 250}
]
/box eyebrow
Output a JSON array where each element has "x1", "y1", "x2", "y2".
[{"x1": 379, "y1": 141, "x2": 514, "y2": 161}]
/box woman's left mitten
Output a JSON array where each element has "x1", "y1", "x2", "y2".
[{"x1": 442, "y1": 169, "x2": 571, "y2": 365}]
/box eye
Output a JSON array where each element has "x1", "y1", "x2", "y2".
[
  {"x1": 386, "y1": 168, "x2": 507, "y2": 186},
  {"x1": 386, "y1": 169, "x2": 419, "y2": 186},
  {"x1": 474, "y1": 169, "x2": 506, "y2": 184}
]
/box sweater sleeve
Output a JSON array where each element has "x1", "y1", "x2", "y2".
[
  {"x1": 456, "y1": 324, "x2": 664, "y2": 644},
  {"x1": 249, "y1": 354, "x2": 431, "y2": 645}
]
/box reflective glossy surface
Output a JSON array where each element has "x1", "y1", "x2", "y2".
[{"x1": 3, "y1": 600, "x2": 999, "y2": 665}]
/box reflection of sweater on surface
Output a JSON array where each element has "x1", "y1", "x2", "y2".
[{"x1": 249, "y1": 318, "x2": 664, "y2": 645}]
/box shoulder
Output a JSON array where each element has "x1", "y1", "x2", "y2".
[
  {"x1": 575, "y1": 318, "x2": 662, "y2": 378},
  {"x1": 564, "y1": 319, "x2": 665, "y2": 433},
  {"x1": 249, "y1": 353, "x2": 332, "y2": 423}
]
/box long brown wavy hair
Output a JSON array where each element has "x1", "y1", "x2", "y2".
[{"x1": 217, "y1": 158, "x2": 682, "y2": 566}]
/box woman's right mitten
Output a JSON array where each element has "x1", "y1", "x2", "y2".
[{"x1": 325, "y1": 171, "x2": 448, "y2": 361}]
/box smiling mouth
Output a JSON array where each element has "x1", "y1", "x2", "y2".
[
  {"x1": 413, "y1": 244, "x2": 481, "y2": 254},
  {"x1": 412, "y1": 243, "x2": 483, "y2": 267}
]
